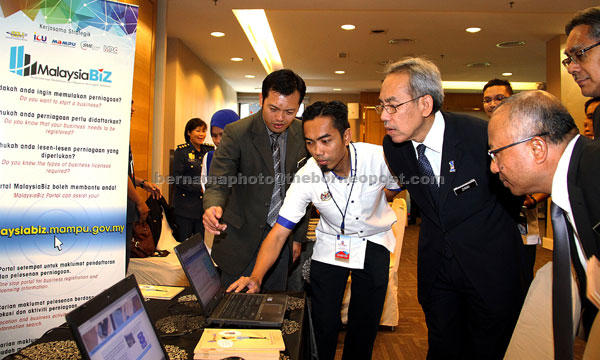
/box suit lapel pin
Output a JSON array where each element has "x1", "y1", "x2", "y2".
[
  {"x1": 320, "y1": 191, "x2": 332, "y2": 201},
  {"x1": 449, "y1": 160, "x2": 456, "y2": 173}
]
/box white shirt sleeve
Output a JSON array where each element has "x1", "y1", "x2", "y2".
[
  {"x1": 200, "y1": 153, "x2": 208, "y2": 192},
  {"x1": 276, "y1": 165, "x2": 314, "y2": 229}
]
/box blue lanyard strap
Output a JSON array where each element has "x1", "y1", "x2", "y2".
[{"x1": 322, "y1": 143, "x2": 357, "y2": 235}]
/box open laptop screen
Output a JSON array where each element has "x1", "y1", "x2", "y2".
[
  {"x1": 70, "y1": 280, "x2": 166, "y2": 360},
  {"x1": 175, "y1": 236, "x2": 221, "y2": 309}
]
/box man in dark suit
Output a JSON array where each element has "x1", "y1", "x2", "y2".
[
  {"x1": 564, "y1": 6, "x2": 600, "y2": 138},
  {"x1": 380, "y1": 57, "x2": 525, "y2": 359},
  {"x1": 203, "y1": 69, "x2": 309, "y2": 291},
  {"x1": 488, "y1": 90, "x2": 600, "y2": 358}
]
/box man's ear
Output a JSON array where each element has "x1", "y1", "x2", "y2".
[
  {"x1": 259, "y1": 93, "x2": 264, "y2": 107},
  {"x1": 419, "y1": 95, "x2": 434, "y2": 117},
  {"x1": 343, "y1": 128, "x2": 352, "y2": 146},
  {"x1": 531, "y1": 137, "x2": 548, "y2": 164}
]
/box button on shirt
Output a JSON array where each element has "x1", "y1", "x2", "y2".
[
  {"x1": 276, "y1": 142, "x2": 401, "y2": 269},
  {"x1": 551, "y1": 134, "x2": 587, "y2": 271}
]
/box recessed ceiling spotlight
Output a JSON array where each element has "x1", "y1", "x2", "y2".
[
  {"x1": 211, "y1": 31, "x2": 225, "y2": 37},
  {"x1": 244, "y1": 74, "x2": 256, "y2": 78},
  {"x1": 466, "y1": 27, "x2": 481, "y2": 33},
  {"x1": 496, "y1": 41, "x2": 527, "y2": 48},
  {"x1": 335, "y1": 70, "x2": 345, "y2": 74},
  {"x1": 333, "y1": 88, "x2": 342, "y2": 91},
  {"x1": 341, "y1": 24, "x2": 356, "y2": 30},
  {"x1": 502, "y1": 72, "x2": 513, "y2": 76},
  {"x1": 466, "y1": 62, "x2": 491, "y2": 68},
  {"x1": 230, "y1": 57, "x2": 243, "y2": 62}
]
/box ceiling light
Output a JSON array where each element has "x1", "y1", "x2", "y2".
[
  {"x1": 335, "y1": 70, "x2": 345, "y2": 74},
  {"x1": 442, "y1": 81, "x2": 540, "y2": 91},
  {"x1": 466, "y1": 62, "x2": 491, "y2": 68},
  {"x1": 333, "y1": 88, "x2": 342, "y2": 91},
  {"x1": 496, "y1": 41, "x2": 526, "y2": 48},
  {"x1": 210, "y1": 31, "x2": 225, "y2": 37},
  {"x1": 341, "y1": 24, "x2": 355, "y2": 30},
  {"x1": 233, "y1": 9, "x2": 283, "y2": 74},
  {"x1": 502, "y1": 72, "x2": 513, "y2": 76},
  {"x1": 466, "y1": 27, "x2": 481, "y2": 33},
  {"x1": 230, "y1": 57, "x2": 243, "y2": 62},
  {"x1": 244, "y1": 74, "x2": 256, "y2": 78},
  {"x1": 388, "y1": 38, "x2": 416, "y2": 45}
]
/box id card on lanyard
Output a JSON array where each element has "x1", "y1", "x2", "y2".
[
  {"x1": 335, "y1": 234, "x2": 351, "y2": 261},
  {"x1": 323, "y1": 144, "x2": 357, "y2": 262}
]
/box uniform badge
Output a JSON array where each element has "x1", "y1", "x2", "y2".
[
  {"x1": 188, "y1": 152, "x2": 195, "y2": 160},
  {"x1": 320, "y1": 191, "x2": 332, "y2": 201},
  {"x1": 449, "y1": 160, "x2": 456, "y2": 173}
]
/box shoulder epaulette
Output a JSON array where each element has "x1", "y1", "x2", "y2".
[{"x1": 177, "y1": 143, "x2": 191, "y2": 149}]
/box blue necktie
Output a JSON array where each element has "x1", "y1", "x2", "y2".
[
  {"x1": 416, "y1": 144, "x2": 439, "y2": 202},
  {"x1": 550, "y1": 202, "x2": 574, "y2": 360},
  {"x1": 267, "y1": 134, "x2": 283, "y2": 226}
]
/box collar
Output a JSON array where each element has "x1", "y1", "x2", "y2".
[
  {"x1": 411, "y1": 111, "x2": 445, "y2": 153},
  {"x1": 551, "y1": 134, "x2": 580, "y2": 212},
  {"x1": 331, "y1": 143, "x2": 356, "y2": 179}
]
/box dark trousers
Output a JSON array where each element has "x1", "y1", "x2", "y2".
[
  {"x1": 220, "y1": 224, "x2": 290, "y2": 292},
  {"x1": 421, "y1": 252, "x2": 520, "y2": 360},
  {"x1": 175, "y1": 215, "x2": 204, "y2": 243},
  {"x1": 310, "y1": 241, "x2": 389, "y2": 360}
]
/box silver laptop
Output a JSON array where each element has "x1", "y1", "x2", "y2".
[
  {"x1": 174, "y1": 233, "x2": 288, "y2": 328},
  {"x1": 65, "y1": 275, "x2": 168, "y2": 360}
]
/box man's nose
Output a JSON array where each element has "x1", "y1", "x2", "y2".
[{"x1": 490, "y1": 160, "x2": 499, "y2": 174}]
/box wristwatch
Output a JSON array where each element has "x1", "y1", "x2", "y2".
[{"x1": 140, "y1": 180, "x2": 146, "y2": 188}]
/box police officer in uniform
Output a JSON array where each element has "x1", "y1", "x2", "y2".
[{"x1": 172, "y1": 118, "x2": 214, "y2": 242}]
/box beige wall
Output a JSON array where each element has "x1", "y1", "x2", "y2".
[
  {"x1": 306, "y1": 93, "x2": 360, "y2": 105},
  {"x1": 159, "y1": 38, "x2": 237, "y2": 193}
]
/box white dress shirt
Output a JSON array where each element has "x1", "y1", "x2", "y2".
[
  {"x1": 411, "y1": 111, "x2": 446, "y2": 183},
  {"x1": 277, "y1": 142, "x2": 401, "y2": 269}
]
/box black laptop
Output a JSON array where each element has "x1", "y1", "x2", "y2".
[
  {"x1": 174, "y1": 233, "x2": 288, "y2": 327},
  {"x1": 65, "y1": 275, "x2": 168, "y2": 360}
]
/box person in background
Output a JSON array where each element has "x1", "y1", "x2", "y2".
[
  {"x1": 126, "y1": 101, "x2": 161, "y2": 268},
  {"x1": 380, "y1": 57, "x2": 525, "y2": 359},
  {"x1": 564, "y1": 6, "x2": 600, "y2": 138},
  {"x1": 228, "y1": 101, "x2": 401, "y2": 360},
  {"x1": 482, "y1": 78, "x2": 513, "y2": 118},
  {"x1": 584, "y1": 97, "x2": 600, "y2": 138},
  {"x1": 172, "y1": 118, "x2": 214, "y2": 242},
  {"x1": 488, "y1": 90, "x2": 600, "y2": 359},
  {"x1": 203, "y1": 69, "x2": 310, "y2": 291},
  {"x1": 200, "y1": 109, "x2": 240, "y2": 191}
]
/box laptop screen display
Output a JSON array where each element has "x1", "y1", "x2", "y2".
[
  {"x1": 177, "y1": 238, "x2": 221, "y2": 309},
  {"x1": 76, "y1": 288, "x2": 165, "y2": 360}
]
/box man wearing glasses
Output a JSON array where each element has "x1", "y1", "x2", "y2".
[
  {"x1": 482, "y1": 79, "x2": 513, "y2": 118},
  {"x1": 380, "y1": 57, "x2": 525, "y2": 359},
  {"x1": 564, "y1": 6, "x2": 600, "y2": 138},
  {"x1": 488, "y1": 90, "x2": 600, "y2": 359}
]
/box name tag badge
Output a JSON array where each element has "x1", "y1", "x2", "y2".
[
  {"x1": 335, "y1": 234, "x2": 350, "y2": 261},
  {"x1": 453, "y1": 178, "x2": 478, "y2": 196}
]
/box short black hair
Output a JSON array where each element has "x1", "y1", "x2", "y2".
[
  {"x1": 184, "y1": 118, "x2": 207, "y2": 143},
  {"x1": 302, "y1": 101, "x2": 349, "y2": 138},
  {"x1": 585, "y1": 96, "x2": 600, "y2": 112},
  {"x1": 261, "y1": 69, "x2": 306, "y2": 105},
  {"x1": 483, "y1": 79, "x2": 514, "y2": 95},
  {"x1": 566, "y1": 6, "x2": 600, "y2": 40}
]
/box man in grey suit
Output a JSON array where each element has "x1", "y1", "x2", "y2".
[{"x1": 203, "y1": 69, "x2": 309, "y2": 290}]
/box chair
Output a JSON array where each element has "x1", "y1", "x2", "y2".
[{"x1": 340, "y1": 197, "x2": 407, "y2": 328}]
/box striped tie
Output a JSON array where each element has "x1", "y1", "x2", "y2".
[{"x1": 267, "y1": 134, "x2": 283, "y2": 226}]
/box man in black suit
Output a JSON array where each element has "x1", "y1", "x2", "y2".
[
  {"x1": 564, "y1": 6, "x2": 600, "y2": 138},
  {"x1": 380, "y1": 57, "x2": 525, "y2": 359},
  {"x1": 488, "y1": 90, "x2": 600, "y2": 357},
  {"x1": 203, "y1": 69, "x2": 309, "y2": 291}
]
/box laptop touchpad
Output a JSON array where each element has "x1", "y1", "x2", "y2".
[{"x1": 261, "y1": 304, "x2": 283, "y2": 316}]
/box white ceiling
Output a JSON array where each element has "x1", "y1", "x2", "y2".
[{"x1": 167, "y1": 0, "x2": 599, "y2": 94}]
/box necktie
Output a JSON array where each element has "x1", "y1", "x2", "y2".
[
  {"x1": 416, "y1": 144, "x2": 439, "y2": 201},
  {"x1": 550, "y1": 202, "x2": 574, "y2": 360},
  {"x1": 267, "y1": 134, "x2": 283, "y2": 226}
]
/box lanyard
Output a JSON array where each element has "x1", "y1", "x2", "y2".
[{"x1": 322, "y1": 143, "x2": 357, "y2": 235}]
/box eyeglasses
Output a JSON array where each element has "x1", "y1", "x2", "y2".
[
  {"x1": 375, "y1": 95, "x2": 423, "y2": 114},
  {"x1": 562, "y1": 40, "x2": 600, "y2": 68},
  {"x1": 483, "y1": 94, "x2": 506, "y2": 104},
  {"x1": 487, "y1": 132, "x2": 548, "y2": 162}
]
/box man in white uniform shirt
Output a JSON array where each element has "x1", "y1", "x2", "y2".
[{"x1": 228, "y1": 101, "x2": 401, "y2": 360}]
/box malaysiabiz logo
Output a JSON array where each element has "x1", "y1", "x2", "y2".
[{"x1": 9, "y1": 46, "x2": 112, "y2": 83}]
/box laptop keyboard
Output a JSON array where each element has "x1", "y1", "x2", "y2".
[{"x1": 220, "y1": 293, "x2": 263, "y2": 319}]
